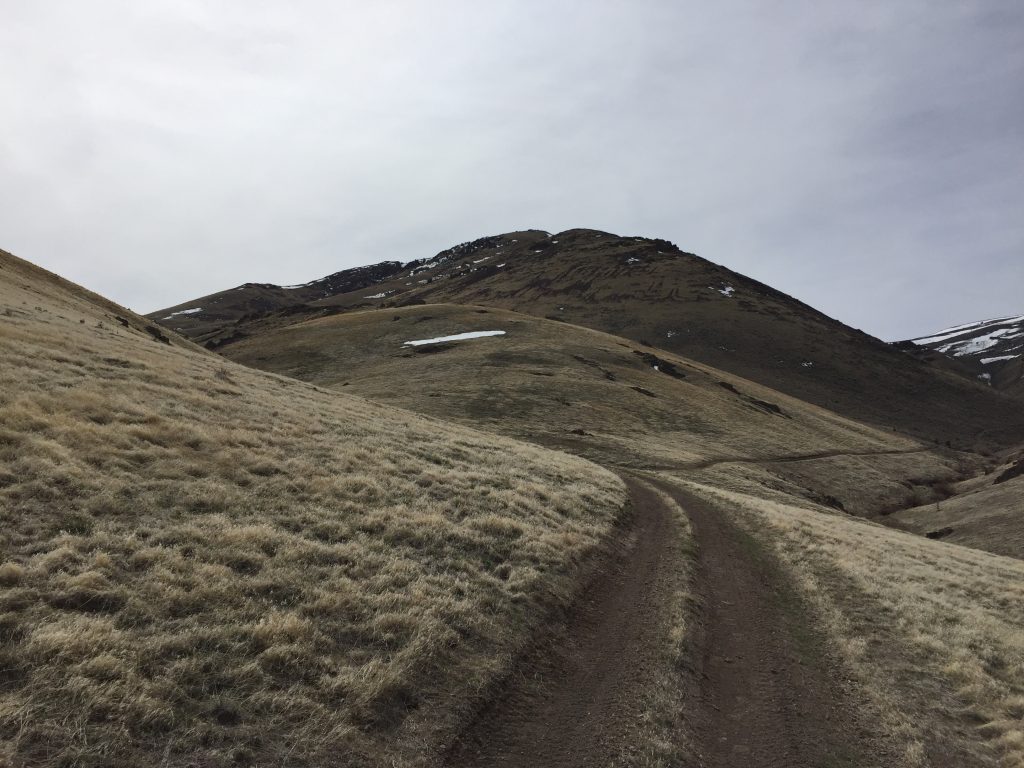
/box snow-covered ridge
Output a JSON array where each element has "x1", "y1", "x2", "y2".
[
  {"x1": 907, "y1": 315, "x2": 1024, "y2": 382},
  {"x1": 912, "y1": 315, "x2": 1024, "y2": 347},
  {"x1": 936, "y1": 327, "x2": 1022, "y2": 357}
]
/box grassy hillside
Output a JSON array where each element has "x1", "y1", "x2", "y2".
[
  {"x1": 679, "y1": 478, "x2": 1024, "y2": 767},
  {"x1": 400, "y1": 230, "x2": 1024, "y2": 449},
  {"x1": 217, "y1": 300, "x2": 1024, "y2": 565},
  {"x1": 0, "y1": 251, "x2": 626, "y2": 767},
  {"x1": 132, "y1": 235, "x2": 1024, "y2": 764},
  {"x1": 219, "y1": 302, "x2": 916, "y2": 473},
  {"x1": 223, "y1": 304, "x2": 987, "y2": 512},
  {"x1": 889, "y1": 452, "x2": 1024, "y2": 558}
]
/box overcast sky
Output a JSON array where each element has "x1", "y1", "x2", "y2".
[{"x1": 1, "y1": 1, "x2": 1021, "y2": 339}]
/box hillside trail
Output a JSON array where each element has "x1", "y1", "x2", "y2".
[
  {"x1": 445, "y1": 473, "x2": 882, "y2": 767},
  {"x1": 644, "y1": 445, "x2": 932, "y2": 472},
  {"x1": 648, "y1": 477, "x2": 889, "y2": 767},
  {"x1": 444, "y1": 476, "x2": 678, "y2": 767}
]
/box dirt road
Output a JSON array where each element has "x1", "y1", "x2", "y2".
[
  {"x1": 650, "y1": 478, "x2": 884, "y2": 767},
  {"x1": 446, "y1": 474, "x2": 882, "y2": 767},
  {"x1": 445, "y1": 476, "x2": 680, "y2": 767}
]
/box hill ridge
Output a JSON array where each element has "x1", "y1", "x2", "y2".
[{"x1": 149, "y1": 230, "x2": 1024, "y2": 449}]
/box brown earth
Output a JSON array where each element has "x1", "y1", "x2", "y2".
[
  {"x1": 650, "y1": 478, "x2": 894, "y2": 768},
  {"x1": 444, "y1": 476, "x2": 681, "y2": 767},
  {"x1": 446, "y1": 474, "x2": 890, "y2": 767}
]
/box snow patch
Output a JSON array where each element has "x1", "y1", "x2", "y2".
[
  {"x1": 402, "y1": 330, "x2": 506, "y2": 347},
  {"x1": 626, "y1": 257, "x2": 641, "y2": 264},
  {"x1": 409, "y1": 261, "x2": 438, "y2": 276},
  {"x1": 801, "y1": 361, "x2": 814, "y2": 368},
  {"x1": 981, "y1": 354, "x2": 1020, "y2": 365},
  {"x1": 937, "y1": 327, "x2": 1021, "y2": 356},
  {"x1": 913, "y1": 315, "x2": 1024, "y2": 345},
  {"x1": 711, "y1": 285, "x2": 735, "y2": 297},
  {"x1": 364, "y1": 291, "x2": 394, "y2": 299},
  {"x1": 162, "y1": 308, "x2": 203, "y2": 319}
]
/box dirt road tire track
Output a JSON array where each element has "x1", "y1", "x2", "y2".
[
  {"x1": 444, "y1": 476, "x2": 681, "y2": 767},
  {"x1": 446, "y1": 473, "x2": 892, "y2": 767},
  {"x1": 649, "y1": 477, "x2": 895, "y2": 768}
]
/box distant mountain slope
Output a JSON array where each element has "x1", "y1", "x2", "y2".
[
  {"x1": 150, "y1": 260, "x2": 408, "y2": 345},
  {"x1": 151, "y1": 230, "x2": 1024, "y2": 449},
  {"x1": 222, "y1": 302, "x2": 920, "y2": 471},
  {"x1": 889, "y1": 452, "x2": 1024, "y2": 559},
  {"x1": 905, "y1": 315, "x2": 1024, "y2": 396}
]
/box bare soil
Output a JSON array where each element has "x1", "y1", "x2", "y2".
[
  {"x1": 444, "y1": 476, "x2": 680, "y2": 767},
  {"x1": 651, "y1": 478, "x2": 895, "y2": 768}
]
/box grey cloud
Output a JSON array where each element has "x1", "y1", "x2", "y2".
[{"x1": 1, "y1": 0, "x2": 1021, "y2": 339}]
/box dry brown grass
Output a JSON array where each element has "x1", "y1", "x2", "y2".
[
  {"x1": 0, "y1": 253, "x2": 626, "y2": 766},
  {"x1": 892, "y1": 474, "x2": 1024, "y2": 559},
  {"x1": 685, "y1": 480, "x2": 1024, "y2": 767},
  {"x1": 222, "y1": 303, "x2": 923, "y2": 472},
  {"x1": 11, "y1": 246, "x2": 1019, "y2": 767},
  {"x1": 212, "y1": 297, "x2": 1024, "y2": 763}
]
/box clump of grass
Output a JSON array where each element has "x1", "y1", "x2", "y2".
[
  {"x1": 0, "y1": 563, "x2": 23, "y2": 586},
  {"x1": 0, "y1": 251, "x2": 626, "y2": 767}
]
